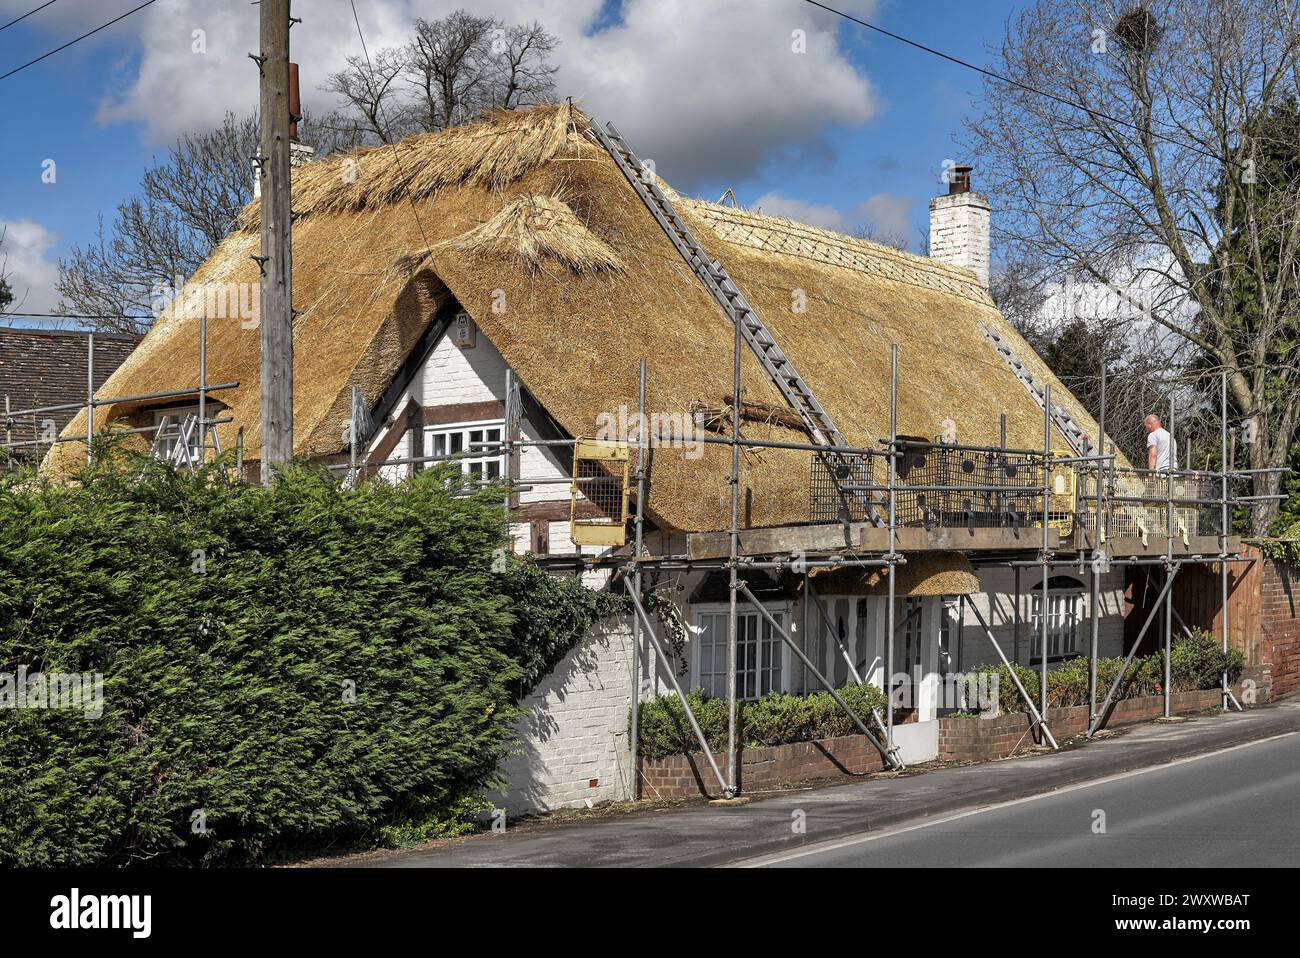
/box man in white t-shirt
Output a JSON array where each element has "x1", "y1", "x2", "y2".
[{"x1": 1144, "y1": 414, "x2": 1176, "y2": 471}]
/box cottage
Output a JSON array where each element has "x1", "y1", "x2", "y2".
[{"x1": 48, "y1": 105, "x2": 1240, "y2": 814}]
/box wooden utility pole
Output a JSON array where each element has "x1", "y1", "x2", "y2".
[{"x1": 257, "y1": 0, "x2": 293, "y2": 484}]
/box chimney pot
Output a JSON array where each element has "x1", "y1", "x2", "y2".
[{"x1": 949, "y1": 164, "x2": 974, "y2": 195}]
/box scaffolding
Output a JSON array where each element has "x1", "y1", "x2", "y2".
[
  {"x1": 6, "y1": 332, "x2": 1281, "y2": 803},
  {"x1": 4, "y1": 132, "x2": 1286, "y2": 808},
  {"x1": 308, "y1": 118, "x2": 1285, "y2": 802},
  {"x1": 317, "y1": 347, "x2": 1281, "y2": 798},
  {"x1": 2, "y1": 314, "x2": 240, "y2": 476}
]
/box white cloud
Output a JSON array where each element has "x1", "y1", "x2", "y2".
[
  {"x1": 0, "y1": 219, "x2": 60, "y2": 314},
  {"x1": 89, "y1": 0, "x2": 879, "y2": 188},
  {"x1": 752, "y1": 192, "x2": 848, "y2": 231},
  {"x1": 854, "y1": 192, "x2": 913, "y2": 239}
]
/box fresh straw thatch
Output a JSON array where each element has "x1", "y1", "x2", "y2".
[
  {"x1": 239, "y1": 104, "x2": 592, "y2": 228},
  {"x1": 807, "y1": 552, "x2": 979, "y2": 596},
  {"x1": 50, "y1": 103, "x2": 1124, "y2": 535},
  {"x1": 440, "y1": 192, "x2": 623, "y2": 272}
]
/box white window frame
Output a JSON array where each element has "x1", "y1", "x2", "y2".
[
  {"x1": 1031, "y1": 577, "x2": 1083, "y2": 660},
  {"x1": 937, "y1": 595, "x2": 962, "y2": 676},
  {"x1": 424, "y1": 419, "x2": 505, "y2": 479},
  {"x1": 895, "y1": 596, "x2": 925, "y2": 673},
  {"x1": 692, "y1": 602, "x2": 790, "y2": 700}
]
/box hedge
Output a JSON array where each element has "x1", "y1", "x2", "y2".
[
  {"x1": 634, "y1": 683, "x2": 888, "y2": 759},
  {"x1": 0, "y1": 456, "x2": 621, "y2": 865},
  {"x1": 973, "y1": 628, "x2": 1242, "y2": 714}
]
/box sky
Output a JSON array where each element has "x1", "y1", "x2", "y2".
[{"x1": 0, "y1": 0, "x2": 1025, "y2": 317}]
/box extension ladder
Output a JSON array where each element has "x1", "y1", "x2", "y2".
[
  {"x1": 979, "y1": 322, "x2": 1092, "y2": 457},
  {"x1": 589, "y1": 120, "x2": 884, "y2": 525}
]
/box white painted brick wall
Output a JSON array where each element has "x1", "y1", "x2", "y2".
[
  {"x1": 492, "y1": 617, "x2": 636, "y2": 816},
  {"x1": 517, "y1": 436, "x2": 569, "y2": 506},
  {"x1": 415, "y1": 330, "x2": 507, "y2": 407},
  {"x1": 362, "y1": 325, "x2": 572, "y2": 516},
  {"x1": 958, "y1": 567, "x2": 1127, "y2": 668}
]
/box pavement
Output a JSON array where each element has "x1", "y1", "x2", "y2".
[{"x1": 348, "y1": 697, "x2": 1300, "y2": 868}]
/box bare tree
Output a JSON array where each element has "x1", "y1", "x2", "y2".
[
  {"x1": 324, "y1": 10, "x2": 561, "y2": 139},
  {"x1": 989, "y1": 258, "x2": 1052, "y2": 346},
  {"x1": 493, "y1": 21, "x2": 560, "y2": 110},
  {"x1": 56, "y1": 113, "x2": 259, "y2": 334},
  {"x1": 407, "y1": 12, "x2": 497, "y2": 132},
  {"x1": 966, "y1": 0, "x2": 1300, "y2": 532},
  {"x1": 321, "y1": 47, "x2": 411, "y2": 144},
  {"x1": 0, "y1": 227, "x2": 13, "y2": 313}
]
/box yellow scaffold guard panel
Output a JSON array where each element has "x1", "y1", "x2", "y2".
[{"x1": 570, "y1": 439, "x2": 631, "y2": 547}]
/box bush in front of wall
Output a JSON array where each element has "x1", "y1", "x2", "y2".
[
  {"x1": 499, "y1": 557, "x2": 630, "y2": 699},
  {"x1": 1169, "y1": 627, "x2": 1243, "y2": 692},
  {"x1": 633, "y1": 682, "x2": 889, "y2": 759},
  {"x1": 972, "y1": 628, "x2": 1243, "y2": 716}
]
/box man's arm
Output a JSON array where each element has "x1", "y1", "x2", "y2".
[{"x1": 1147, "y1": 435, "x2": 1158, "y2": 471}]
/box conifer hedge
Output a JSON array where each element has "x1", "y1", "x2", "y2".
[{"x1": 0, "y1": 457, "x2": 620, "y2": 865}]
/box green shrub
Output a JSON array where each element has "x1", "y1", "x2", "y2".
[
  {"x1": 634, "y1": 683, "x2": 888, "y2": 759},
  {"x1": 0, "y1": 457, "x2": 610, "y2": 865},
  {"x1": 976, "y1": 627, "x2": 1242, "y2": 715},
  {"x1": 499, "y1": 558, "x2": 630, "y2": 698},
  {"x1": 1169, "y1": 627, "x2": 1242, "y2": 691}
]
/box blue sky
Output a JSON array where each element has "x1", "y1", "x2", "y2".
[{"x1": 0, "y1": 0, "x2": 1022, "y2": 316}]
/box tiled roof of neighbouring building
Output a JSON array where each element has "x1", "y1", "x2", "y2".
[{"x1": 1, "y1": 326, "x2": 141, "y2": 457}]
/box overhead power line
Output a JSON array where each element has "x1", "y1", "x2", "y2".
[
  {"x1": 801, "y1": 0, "x2": 1219, "y2": 160},
  {"x1": 0, "y1": 0, "x2": 158, "y2": 83},
  {"x1": 1, "y1": 311, "x2": 151, "y2": 321},
  {"x1": 348, "y1": 0, "x2": 434, "y2": 250},
  {"x1": 0, "y1": 0, "x2": 59, "y2": 33}
]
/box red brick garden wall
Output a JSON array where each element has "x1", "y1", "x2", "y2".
[
  {"x1": 1256, "y1": 551, "x2": 1300, "y2": 699},
  {"x1": 1147, "y1": 544, "x2": 1300, "y2": 701},
  {"x1": 638, "y1": 735, "x2": 889, "y2": 800},
  {"x1": 937, "y1": 686, "x2": 1251, "y2": 763},
  {"x1": 638, "y1": 684, "x2": 1255, "y2": 798}
]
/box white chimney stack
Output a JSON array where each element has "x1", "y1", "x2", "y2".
[{"x1": 929, "y1": 165, "x2": 990, "y2": 286}]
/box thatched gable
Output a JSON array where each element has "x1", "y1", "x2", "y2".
[{"x1": 51, "y1": 103, "x2": 1116, "y2": 534}]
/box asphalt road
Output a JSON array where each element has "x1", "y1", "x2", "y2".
[
  {"x1": 340, "y1": 700, "x2": 1300, "y2": 867},
  {"x1": 745, "y1": 729, "x2": 1300, "y2": 867}
]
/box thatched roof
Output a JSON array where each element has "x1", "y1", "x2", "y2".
[
  {"x1": 806, "y1": 552, "x2": 979, "y2": 597},
  {"x1": 50, "y1": 103, "x2": 1119, "y2": 534}
]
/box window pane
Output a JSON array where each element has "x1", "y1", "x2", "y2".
[
  {"x1": 432, "y1": 433, "x2": 446, "y2": 457},
  {"x1": 450, "y1": 433, "x2": 463, "y2": 453},
  {"x1": 487, "y1": 461, "x2": 501, "y2": 479}
]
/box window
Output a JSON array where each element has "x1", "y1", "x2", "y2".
[
  {"x1": 1031, "y1": 576, "x2": 1083, "y2": 659},
  {"x1": 896, "y1": 596, "x2": 924, "y2": 672},
  {"x1": 425, "y1": 421, "x2": 504, "y2": 479},
  {"x1": 696, "y1": 608, "x2": 786, "y2": 699},
  {"x1": 938, "y1": 596, "x2": 962, "y2": 676}
]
